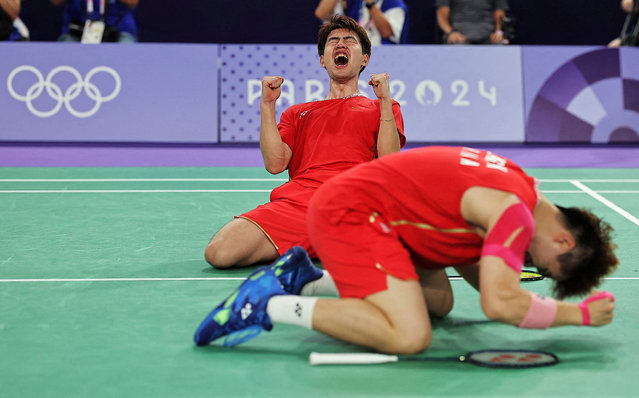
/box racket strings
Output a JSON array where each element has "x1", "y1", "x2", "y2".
[{"x1": 468, "y1": 350, "x2": 559, "y2": 368}]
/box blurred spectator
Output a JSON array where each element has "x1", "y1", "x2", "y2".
[
  {"x1": 436, "y1": 0, "x2": 509, "y2": 44},
  {"x1": 608, "y1": 0, "x2": 638, "y2": 47},
  {"x1": 315, "y1": 0, "x2": 406, "y2": 45},
  {"x1": 622, "y1": 0, "x2": 638, "y2": 12},
  {"x1": 0, "y1": 0, "x2": 29, "y2": 40},
  {"x1": 315, "y1": 0, "x2": 361, "y2": 22},
  {"x1": 51, "y1": 0, "x2": 138, "y2": 43},
  {"x1": 358, "y1": 0, "x2": 408, "y2": 45}
]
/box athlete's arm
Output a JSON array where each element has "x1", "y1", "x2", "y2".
[
  {"x1": 462, "y1": 187, "x2": 614, "y2": 328},
  {"x1": 260, "y1": 76, "x2": 293, "y2": 174},
  {"x1": 369, "y1": 73, "x2": 400, "y2": 157},
  {"x1": 479, "y1": 258, "x2": 614, "y2": 327}
]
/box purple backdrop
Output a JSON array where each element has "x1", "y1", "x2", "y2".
[
  {"x1": 220, "y1": 44, "x2": 526, "y2": 143},
  {"x1": 3, "y1": 43, "x2": 638, "y2": 145},
  {"x1": 1, "y1": 42, "x2": 219, "y2": 143},
  {"x1": 524, "y1": 47, "x2": 639, "y2": 143}
]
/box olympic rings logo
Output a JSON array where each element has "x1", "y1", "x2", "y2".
[{"x1": 6, "y1": 65, "x2": 121, "y2": 118}]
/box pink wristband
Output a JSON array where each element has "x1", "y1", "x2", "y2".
[
  {"x1": 578, "y1": 302, "x2": 590, "y2": 326},
  {"x1": 578, "y1": 291, "x2": 615, "y2": 326},
  {"x1": 519, "y1": 293, "x2": 557, "y2": 329}
]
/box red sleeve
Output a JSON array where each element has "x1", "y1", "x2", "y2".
[
  {"x1": 392, "y1": 101, "x2": 406, "y2": 148},
  {"x1": 278, "y1": 107, "x2": 297, "y2": 152}
]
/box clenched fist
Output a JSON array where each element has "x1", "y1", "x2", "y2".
[
  {"x1": 262, "y1": 76, "x2": 284, "y2": 103},
  {"x1": 368, "y1": 72, "x2": 391, "y2": 100}
]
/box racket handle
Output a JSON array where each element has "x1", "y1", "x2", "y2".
[{"x1": 309, "y1": 352, "x2": 399, "y2": 365}]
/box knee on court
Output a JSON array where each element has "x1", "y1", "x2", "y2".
[
  {"x1": 204, "y1": 242, "x2": 234, "y2": 269},
  {"x1": 389, "y1": 327, "x2": 432, "y2": 355},
  {"x1": 429, "y1": 292, "x2": 454, "y2": 318}
]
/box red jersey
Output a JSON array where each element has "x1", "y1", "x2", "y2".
[
  {"x1": 239, "y1": 96, "x2": 404, "y2": 256},
  {"x1": 278, "y1": 96, "x2": 405, "y2": 188},
  {"x1": 313, "y1": 146, "x2": 538, "y2": 268}
]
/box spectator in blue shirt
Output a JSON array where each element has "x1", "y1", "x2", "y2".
[
  {"x1": 0, "y1": 0, "x2": 29, "y2": 41},
  {"x1": 359, "y1": 0, "x2": 409, "y2": 45},
  {"x1": 51, "y1": 0, "x2": 138, "y2": 43},
  {"x1": 315, "y1": 0, "x2": 408, "y2": 45}
]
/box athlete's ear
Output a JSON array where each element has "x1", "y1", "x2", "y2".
[
  {"x1": 554, "y1": 231, "x2": 576, "y2": 252},
  {"x1": 320, "y1": 55, "x2": 326, "y2": 68},
  {"x1": 361, "y1": 54, "x2": 370, "y2": 68}
]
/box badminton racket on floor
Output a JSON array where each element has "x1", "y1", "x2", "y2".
[
  {"x1": 310, "y1": 349, "x2": 559, "y2": 368},
  {"x1": 519, "y1": 270, "x2": 544, "y2": 282},
  {"x1": 449, "y1": 270, "x2": 544, "y2": 282}
]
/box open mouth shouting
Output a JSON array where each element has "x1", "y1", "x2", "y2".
[{"x1": 334, "y1": 53, "x2": 349, "y2": 67}]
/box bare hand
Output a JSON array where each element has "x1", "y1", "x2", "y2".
[
  {"x1": 261, "y1": 76, "x2": 284, "y2": 103},
  {"x1": 622, "y1": 0, "x2": 635, "y2": 13},
  {"x1": 490, "y1": 30, "x2": 506, "y2": 44},
  {"x1": 608, "y1": 37, "x2": 622, "y2": 48},
  {"x1": 447, "y1": 31, "x2": 466, "y2": 44},
  {"x1": 368, "y1": 72, "x2": 391, "y2": 100},
  {"x1": 585, "y1": 290, "x2": 615, "y2": 326}
]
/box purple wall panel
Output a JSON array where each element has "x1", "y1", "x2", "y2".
[
  {"x1": 220, "y1": 44, "x2": 526, "y2": 143},
  {"x1": 523, "y1": 46, "x2": 639, "y2": 143},
  {"x1": 3, "y1": 43, "x2": 638, "y2": 145},
  {"x1": 219, "y1": 45, "x2": 324, "y2": 142},
  {"x1": 1, "y1": 42, "x2": 219, "y2": 143}
]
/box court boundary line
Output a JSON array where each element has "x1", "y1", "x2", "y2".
[
  {"x1": 544, "y1": 190, "x2": 639, "y2": 193},
  {"x1": 1, "y1": 276, "x2": 637, "y2": 283},
  {"x1": 0, "y1": 178, "x2": 637, "y2": 183},
  {"x1": 571, "y1": 180, "x2": 639, "y2": 227},
  {"x1": 538, "y1": 179, "x2": 639, "y2": 183},
  {"x1": 0, "y1": 178, "x2": 288, "y2": 182},
  {"x1": 0, "y1": 189, "x2": 274, "y2": 193},
  {"x1": 2, "y1": 189, "x2": 639, "y2": 194},
  {"x1": 0, "y1": 277, "x2": 246, "y2": 282},
  {"x1": 1, "y1": 177, "x2": 638, "y2": 195},
  {"x1": 1, "y1": 177, "x2": 637, "y2": 195}
]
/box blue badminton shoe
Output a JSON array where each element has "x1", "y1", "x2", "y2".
[
  {"x1": 194, "y1": 267, "x2": 286, "y2": 347},
  {"x1": 269, "y1": 246, "x2": 323, "y2": 295}
]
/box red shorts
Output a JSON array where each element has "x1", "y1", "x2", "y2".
[
  {"x1": 239, "y1": 180, "x2": 317, "y2": 258},
  {"x1": 307, "y1": 199, "x2": 419, "y2": 299}
]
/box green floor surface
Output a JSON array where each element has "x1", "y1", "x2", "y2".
[{"x1": 1, "y1": 167, "x2": 638, "y2": 397}]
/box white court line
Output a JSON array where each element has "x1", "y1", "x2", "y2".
[
  {"x1": 1, "y1": 276, "x2": 637, "y2": 283},
  {"x1": 0, "y1": 189, "x2": 273, "y2": 194},
  {"x1": 0, "y1": 178, "x2": 637, "y2": 183},
  {"x1": 0, "y1": 178, "x2": 287, "y2": 182},
  {"x1": 582, "y1": 191, "x2": 639, "y2": 193},
  {"x1": 2, "y1": 189, "x2": 639, "y2": 194},
  {"x1": 538, "y1": 179, "x2": 639, "y2": 183},
  {"x1": 571, "y1": 180, "x2": 639, "y2": 227},
  {"x1": 0, "y1": 178, "x2": 636, "y2": 195},
  {"x1": 606, "y1": 277, "x2": 639, "y2": 280},
  {"x1": 0, "y1": 277, "x2": 245, "y2": 283},
  {"x1": 541, "y1": 190, "x2": 639, "y2": 194}
]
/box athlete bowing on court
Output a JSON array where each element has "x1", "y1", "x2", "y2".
[
  {"x1": 195, "y1": 146, "x2": 618, "y2": 353},
  {"x1": 204, "y1": 15, "x2": 405, "y2": 269}
]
